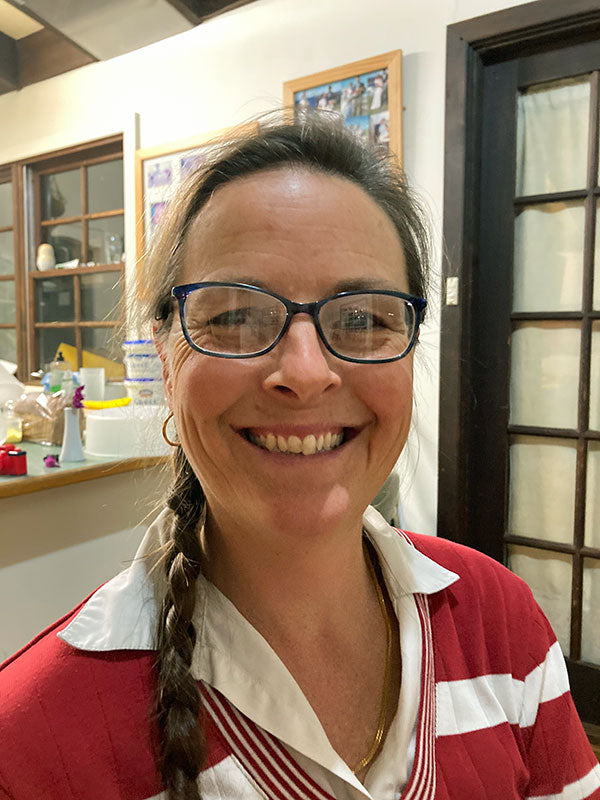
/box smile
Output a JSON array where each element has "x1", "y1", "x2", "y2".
[{"x1": 245, "y1": 430, "x2": 346, "y2": 455}]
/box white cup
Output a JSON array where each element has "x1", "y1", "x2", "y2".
[{"x1": 79, "y1": 367, "x2": 105, "y2": 401}]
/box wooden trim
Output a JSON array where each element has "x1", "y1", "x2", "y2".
[
  {"x1": 40, "y1": 208, "x2": 125, "y2": 227},
  {"x1": 30, "y1": 263, "x2": 123, "y2": 279},
  {"x1": 0, "y1": 456, "x2": 167, "y2": 499},
  {"x1": 9, "y1": 135, "x2": 122, "y2": 171},
  {"x1": 282, "y1": 50, "x2": 403, "y2": 164},
  {"x1": 134, "y1": 121, "x2": 258, "y2": 276},
  {"x1": 33, "y1": 321, "x2": 121, "y2": 329}
]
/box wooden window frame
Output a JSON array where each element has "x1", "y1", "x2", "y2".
[
  {"x1": 439, "y1": 0, "x2": 600, "y2": 727},
  {"x1": 0, "y1": 163, "x2": 26, "y2": 381},
  {"x1": 0, "y1": 135, "x2": 124, "y2": 380}
]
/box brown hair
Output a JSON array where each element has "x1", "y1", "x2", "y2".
[{"x1": 139, "y1": 111, "x2": 431, "y2": 799}]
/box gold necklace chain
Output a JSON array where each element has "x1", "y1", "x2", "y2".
[{"x1": 352, "y1": 540, "x2": 393, "y2": 775}]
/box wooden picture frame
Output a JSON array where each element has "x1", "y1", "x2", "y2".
[
  {"x1": 134, "y1": 122, "x2": 258, "y2": 270},
  {"x1": 283, "y1": 50, "x2": 403, "y2": 162}
]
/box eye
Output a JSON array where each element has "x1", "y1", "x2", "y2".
[{"x1": 207, "y1": 307, "x2": 257, "y2": 327}]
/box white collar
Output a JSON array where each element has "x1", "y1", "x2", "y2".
[
  {"x1": 58, "y1": 505, "x2": 457, "y2": 653},
  {"x1": 58, "y1": 506, "x2": 458, "y2": 790}
]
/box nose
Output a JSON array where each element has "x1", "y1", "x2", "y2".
[{"x1": 262, "y1": 315, "x2": 341, "y2": 403}]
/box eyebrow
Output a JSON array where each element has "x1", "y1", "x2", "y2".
[{"x1": 212, "y1": 276, "x2": 403, "y2": 294}]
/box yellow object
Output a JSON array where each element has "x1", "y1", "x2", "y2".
[
  {"x1": 55, "y1": 343, "x2": 125, "y2": 381},
  {"x1": 5, "y1": 416, "x2": 23, "y2": 443},
  {"x1": 83, "y1": 397, "x2": 131, "y2": 409}
]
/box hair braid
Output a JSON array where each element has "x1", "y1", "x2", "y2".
[{"x1": 154, "y1": 447, "x2": 207, "y2": 799}]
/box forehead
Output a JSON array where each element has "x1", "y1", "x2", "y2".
[{"x1": 181, "y1": 167, "x2": 407, "y2": 290}]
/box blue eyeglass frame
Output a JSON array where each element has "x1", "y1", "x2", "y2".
[{"x1": 171, "y1": 281, "x2": 427, "y2": 364}]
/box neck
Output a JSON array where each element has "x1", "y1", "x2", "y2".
[{"x1": 199, "y1": 503, "x2": 373, "y2": 642}]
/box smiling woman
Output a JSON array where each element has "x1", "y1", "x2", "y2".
[{"x1": 0, "y1": 113, "x2": 598, "y2": 800}]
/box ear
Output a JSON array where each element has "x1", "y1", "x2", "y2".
[{"x1": 153, "y1": 324, "x2": 174, "y2": 409}]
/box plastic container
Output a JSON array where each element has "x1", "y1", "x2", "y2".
[
  {"x1": 124, "y1": 377, "x2": 164, "y2": 405},
  {"x1": 84, "y1": 405, "x2": 170, "y2": 458},
  {"x1": 123, "y1": 339, "x2": 156, "y2": 355},
  {"x1": 124, "y1": 353, "x2": 162, "y2": 379}
]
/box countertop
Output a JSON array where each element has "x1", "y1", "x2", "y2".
[{"x1": 0, "y1": 442, "x2": 167, "y2": 498}]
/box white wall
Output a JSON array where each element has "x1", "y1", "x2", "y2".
[
  {"x1": 0, "y1": 465, "x2": 170, "y2": 658},
  {"x1": 0, "y1": 0, "x2": 532, "y2": 535}
]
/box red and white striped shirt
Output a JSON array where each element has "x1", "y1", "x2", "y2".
[{"x1": 0, "y1": 507, "x2": 598, "y2": 799}]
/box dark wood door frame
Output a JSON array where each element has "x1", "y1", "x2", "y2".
[{"x1": 438, "y1": 0, "x2": 600, "y2": 547}]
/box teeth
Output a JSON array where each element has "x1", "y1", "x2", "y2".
[
  {"x1": 248, "y1": 430, "x2": 344, "y2": 455},
  {"x1": 277, "y1": 435, "x2": 288, "y2": 453},
  {"x1": 302, "y1": 434, "x2": 316, "y2": 455},
  {"x1": 288, "y1": 435, "x2": 302, "y2": 454}
]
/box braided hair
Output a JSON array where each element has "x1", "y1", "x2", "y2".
[{"x1": 139, "y1": 110, "x2": 431, "y2": 798}]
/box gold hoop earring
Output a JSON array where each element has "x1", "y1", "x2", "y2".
[{"x1": 162, "y1": 411, "x2": 179, "y2": 447}]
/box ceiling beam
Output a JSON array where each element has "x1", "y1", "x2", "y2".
[
  {"x1": 0, "y1": 30, "x2": 18, "y2": 94},
  {"x1": 164, "y1": 0, "x2": 258, "y2": 25},
  {"x1": 16, "y1": 27, "x2": 96, "y2": 87}
]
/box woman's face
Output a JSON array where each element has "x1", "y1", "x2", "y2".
[{"x1": 158, "y1": 168, "x2": 415, "y2": 540}]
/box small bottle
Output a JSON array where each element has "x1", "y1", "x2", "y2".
[
  {"x1": 2, "y1": 401, "x2": 22, "y2": 444},
  {"x1": 49, "y1": 351, "x2": 71, "y2": 395}
]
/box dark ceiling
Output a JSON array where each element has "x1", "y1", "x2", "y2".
[{"x1": 0, "y1": 0, "x2": 258, "y2": 96}]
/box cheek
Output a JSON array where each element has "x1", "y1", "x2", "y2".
[
  {"x1": 356, "y1": 361, "x2": 414, "y2": 438},
  {"x1": 168, "y1": 333, "x2": 256, "y2": 425}
]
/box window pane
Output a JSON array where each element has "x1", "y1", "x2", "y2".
[
  {"x1": 36, "y1": 327, "x2": 76, "y2": 371},
  {"x1": 510, "y1": 322, "x2": 580, "y2": 428},
  {"x1": 44, "y1": 222, "x2": 82, "y2": 266},
  {"x1": 582, "y1": 558, "x2": 600, "y2": 665},
  {"x1": 508, "y1": 435, "x2": 576, "y2": 544},
  {"x1": 507, "y1": 545, "x2": 572, "y2": 656},
  {"x1": 585, "y1": 443, "x2": 600, "y2": 549},
  {"x1": 80, "y1": 271, "x2": 123, "y2": 322},
  {"x1": 513, "y1": 202, "x2": 584, "y2": 312},
  {"x1": 82, "y1": 327, "x2": 124, "y2": 377},
  {"x1": 0, "y1": 182, "x2": 12, "y2": 227},
  {"x1": 516, "y1": 76, "x2": 590, "y2": 196},
  {"x1": 35, "y1": 276, "x2": 75, "y2": 322},
  {"x1": 0, "y1": 231, "x2": 14, "y2": 276},
  {"x1": 0, "y1": 279, "x2": 15, "y2": 324},
  {"x1": 0, "y1": 328, "x2": 16, "y2": 367},
  {"x1": 87, "y1": 216, "x2": 124, "y2": 265},
  {"x1": 590, "y1": 322, "x2": 600, "y2": 432},
  {"x1": 41, "y1": 169, "x2": 81, "y2": 220},
  {"x1": 87, "y1": 159, "x2": 123, "y2": 214}
]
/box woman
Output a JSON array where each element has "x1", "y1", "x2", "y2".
[{"x1": 1, "y1": 114, "x2": 598, "y2": 800}]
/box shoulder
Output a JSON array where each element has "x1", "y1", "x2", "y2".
[
  {"x1": 0, "y1": 594, "x2": 159, "y2": 799},
  {"x1": 404, "y1": 531, "x2": 534, "y2": 606},
  {"x1": 402, "y1": 532, "x2": 556, "y2": 680}
]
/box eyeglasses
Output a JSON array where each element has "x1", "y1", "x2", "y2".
[{"x1": 171, "y1": 282, "x2": 427, "y2": 364}]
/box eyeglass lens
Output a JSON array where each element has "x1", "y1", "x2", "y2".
[{"x1": 182, "y1": 286, "x2": 415, "y2": 360}]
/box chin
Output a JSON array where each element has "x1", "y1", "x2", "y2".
[{"x1": 261, "y1": 484, "x2": 360, "y2": 539}]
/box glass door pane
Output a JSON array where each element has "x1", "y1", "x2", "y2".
[
  {"x1": 0, "y1": 231, "x2": 14, "y2": 275},
  {"x1": 0, "y1": 182, "x2": 12, "y2": 227},
  {"x1": 516, "y1": 76, "x2": 590, "y2": 196},
  {"x1": 510, "y1": 322, "x2": 580, "y2": 429},
  {"x1": 41, "y1": 169, "x2": 81, "y2": 220},
  {"x1": 507, "y1": 545, "x2": 572, "y2": 654},
  {"x1": 509, "y1": 436, "x2": 577, "y2": 544},
  {"x1": 513, "y1": 201, "x2": 584, "y2": 312}
]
